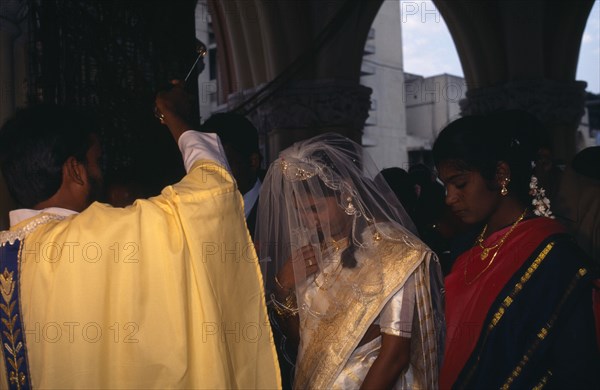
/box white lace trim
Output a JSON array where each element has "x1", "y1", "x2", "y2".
[{"x1": 0, "y1": 214, "x2": 67, "y2": 247}]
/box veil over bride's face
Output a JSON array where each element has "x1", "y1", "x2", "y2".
[
  {"x1": 256, "y1": 132, "x2": 420, "y2": 297},
  {"x1": 295, "y1": 191, "x2": 352, "y2": 242}
]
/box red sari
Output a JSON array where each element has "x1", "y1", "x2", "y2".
[{"x1": 440, "y1": 217, "x2": 566, "y2": 389}]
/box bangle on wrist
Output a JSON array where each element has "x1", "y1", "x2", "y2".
[
  {"x1": 275, "y1": 275, "x2": 292, "y2": 292},
  {"x1": 269, "y1": 292, "x2": 298, "y2": 318}
]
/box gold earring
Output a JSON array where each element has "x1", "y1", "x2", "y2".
[
  {"x1": 501, "y1": 178, "x2": 510, "y2": 196},
  {"x1": 345, "y1": 196, "x2": 356, "y2": 215}
]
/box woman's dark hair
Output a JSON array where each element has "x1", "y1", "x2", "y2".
[
  {"x1": 432, "y1": 110, "x2": 543, "y2": 206},
  {"x1": 0, "y1": 104, "x2": 99, "y2": 208}
]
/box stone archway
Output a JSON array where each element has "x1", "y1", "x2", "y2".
[
  {"x1": 434, "y1": 0, "x2": 596, "y2": 162},
  {"x1": 206, "y1": 0, "x2": 384, "y2": 159}
]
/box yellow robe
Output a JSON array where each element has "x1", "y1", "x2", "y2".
[{"x1": 0, "y1": 159, "x2": 280, "y2": 389}]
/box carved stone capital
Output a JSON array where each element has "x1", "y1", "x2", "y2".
[
  {"x1": 225, "y1": 79, "x2": 372, "y2": 162},
  {"x1": 460, "y1": 80, "x2": 588, "y2": 126},
  {"x1": 229, "y1": 79, "x2": 372, "y2": 132}
]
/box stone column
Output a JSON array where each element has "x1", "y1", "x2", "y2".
[
  {"x1": 0, "y1": 18, "x2": 19, "y2": 126},
  {"x1": 0, "y1": 15, "x2": 22, "y2": 230},
  {"x1": 435, "y1": 0, "x2": 595, "y2": 163}
]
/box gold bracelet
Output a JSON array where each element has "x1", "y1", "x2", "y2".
[
  {"x1": 274, "y1": 275, "x2": 292, "y2": 292},
  {"x1": 270, "y1": 292, "x2": 298, "y2": 318}
]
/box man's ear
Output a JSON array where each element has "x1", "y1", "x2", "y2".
[
  {"x1": 64, "y1": 156, "x2": 86, "y2": 186},
  {"x1": 249, "y1": 152, "x2": 261, "y2": 170}
]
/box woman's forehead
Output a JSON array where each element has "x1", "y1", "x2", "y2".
[{"x1": 437, "y1": 162, "x2": 471, "y2": 181}]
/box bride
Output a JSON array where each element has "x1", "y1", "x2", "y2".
[{"x1": 256, "y1": 133, "x2": 444, "y2": 389}]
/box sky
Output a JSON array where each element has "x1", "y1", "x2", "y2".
[{"x1": 400, "y1": 0, "x2": 600, "y2": 94}]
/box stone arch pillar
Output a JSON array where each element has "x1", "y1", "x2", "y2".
[
  {"x1": 434, "y1": 0, "x2": 595, "y2": 162},
  {"x1": 207, "y1": 0, "x2": 383, "y2": 160},
  {"x1": 0, "y1": 0, "x2": 28, "y2": 229},
  {"x1": 0, "y1": 17, "x2": 20, "y2": 124}
]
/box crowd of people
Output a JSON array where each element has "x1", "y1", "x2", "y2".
[{"x1": 0, "y1": 81, "x2": 598, "y2": 389}]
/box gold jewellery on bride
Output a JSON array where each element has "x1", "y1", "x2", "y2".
[
  {"x1": 313, "y1": 261, "x2": 342, "y2": 290},
  {"x1": 465, "y1": 209, "x2": 527, "y2": 285},
  {"x1": 313, "y1": 236, "x2": 350, "y2": 290},
  {"x1": 321, "y1": 236, "x2": 350, "y2": 255}
]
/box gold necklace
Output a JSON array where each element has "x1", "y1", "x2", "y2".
[
  {"x1": 313, "y1": 260, "x2": 343, "y2": 291},
  {"x1": 464, "y1": 209, "x2": 527, "y2": 285},
  {"x1": 476, "y1": 224, "x2": 501, "y2": 260},
  {"x1": 320, "y1": 236, "x2": 350, "y2": 255},
  {"x1": 475, "y1": 209, "x2": 526, "y2": 260},
  {"x1": 313, "y1": 236, "x2": 350, "y2": 291}
]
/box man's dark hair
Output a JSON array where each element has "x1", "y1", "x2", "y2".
[
  {"x1": 201, "y1": 113, "x2": 259, "y2": 157},
  {"x1": 0, "y1": 104, "x2": 99, "y2": 208}
]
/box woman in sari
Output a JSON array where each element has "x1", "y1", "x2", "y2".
[
  {"x1": 434, "y1": 110, "x2": 599, "y2": 389},
  {"x1": 256, "y1": 133, "x2": 444, "y2": 389}
]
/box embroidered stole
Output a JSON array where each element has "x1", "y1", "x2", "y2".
[
  {"x1": 0, "y1": 214, "x2": 66, "y2": 389},
  {"x1": 0, "y1": 239, "x2": 31, "y2": 390}
]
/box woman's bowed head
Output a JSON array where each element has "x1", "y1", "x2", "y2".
[{"x1": 433, "y1": 110, "x2": 544, "y2": 230}]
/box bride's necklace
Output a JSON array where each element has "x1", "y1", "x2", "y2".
[
  {"x1": 320, "y1": 236, "x2": 350, "y2": 255},
  {"x1": 465, "y1": 209, "x2": 527, "y2": 285},
  {"x1": 313, "y1": 261, "x2": 342, "y2": 291},
  {"x1": 314, "y1": 236, "x2": 350, "y2": 291}
]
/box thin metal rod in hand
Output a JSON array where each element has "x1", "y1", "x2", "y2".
[
  {"x1": 184, "y1": 42, "x2": 207, "y2": 83},
  {"x1": 184, "y1": 53, "x2": 203, "y2": 83}
]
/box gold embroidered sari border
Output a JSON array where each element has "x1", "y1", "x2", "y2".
[
  {"x1": 500, "y1": 268, "x2": 587, "y2": 389},
  {"x1": 459, "y1": 242, "x2": 554, "y2": 389},
  {"x1": 489, "y1": 242, "x2": 554, "y2": 330},
  {"x1": 295, "y1": 238, "x2": 428, "y2": 389},
  {"x1": 531, "y1": 370, "x2": 552, "y2": 390}
]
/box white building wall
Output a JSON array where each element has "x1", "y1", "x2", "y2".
[
  {"x1": 195, "y1": 0, "x2": 218, "y2": 122},
  {"x1": 404, "y1": 73, "x2": 466, "y2": 164},
  {"x1": 577, "y1": 107, "x2": 598, "y2": 151},
  {"x1": 360, "y1": 0, "x2": 409, "y2": 170}
]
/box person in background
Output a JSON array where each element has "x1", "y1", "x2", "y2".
[
  {"x1": 379, "y1": 167, "x2": 419, "y2": 223},
  {"x1": 434, "y1": 110, "x2": 599, "y2": 389},
  {"x1": 553, "y1": 145, "x2": 600, "y2": 349},
  {"x1": 415, "y1": 180, "x2": 469, "y2": 275},
  {"x1": 408, "y1": 163, "x2": 436, "y2": 200},
  {"x1": 533, "y1": 143, "x2": 563, "y2": 203},
  {"x1": 257, "y1": 133, "x2": 444, "y2": 389},
  {"x1": 554, "y1": 145, "x2": 600, "y2": 266},
  {"x1": 201, "y1": 113, "x2": 262, "y2": 236},
  {"x1": 381, "y1": 166, "x2": 468, "y2": 275},
  {"x1": 0, "y1": 82, "x2": 280, "y2": 389}
]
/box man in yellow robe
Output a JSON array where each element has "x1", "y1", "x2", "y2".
[{"x1": 0, "y1": 83, "x2": 281, "y2": 389}]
